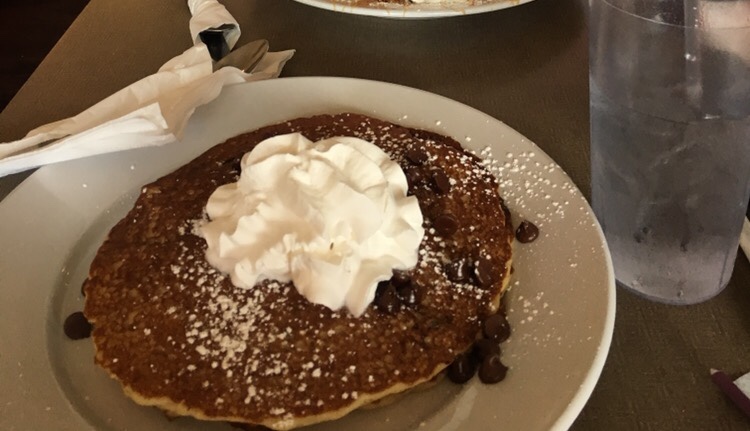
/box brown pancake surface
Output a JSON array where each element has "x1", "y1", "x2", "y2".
[{"x1": 83, "y1": 113, "x2": 513, "y2": 429}]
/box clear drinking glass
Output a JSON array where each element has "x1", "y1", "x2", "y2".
[{"x1": 589, "y1": 0, "x2": 750, "y2": 303}]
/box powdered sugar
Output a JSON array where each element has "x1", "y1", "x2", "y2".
[{"x1": 476, "y1": 146, "x2": 580, "y2": 228}]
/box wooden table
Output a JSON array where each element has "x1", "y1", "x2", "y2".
[{"x1": 1, "y1": 1, "x2": 748, "y2": 429}]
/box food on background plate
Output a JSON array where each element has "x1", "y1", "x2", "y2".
[
  {"x1": 81, "y1": 113, "x2": 516, "y2": 429},
  {"x1": 336, "y1": 0, "x2": 486, "y2": 6}
]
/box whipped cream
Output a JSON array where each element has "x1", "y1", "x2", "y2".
[{"x1": 200, "y1": 133, "x2": 424, "y2": 317}]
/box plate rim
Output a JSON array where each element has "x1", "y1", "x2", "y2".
[{"x1": 291, "y1": 0, "x2": 537, "y2": 18}]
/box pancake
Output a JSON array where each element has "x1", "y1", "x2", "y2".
[{"x1": 82, "y1": 113, "x2": 514, "y2": 429}]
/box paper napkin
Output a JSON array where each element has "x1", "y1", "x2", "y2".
[{"x1": 0, "y1": 0, "x2": 294, "y2": 178}]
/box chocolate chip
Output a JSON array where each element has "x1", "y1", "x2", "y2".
[
  {"x1": 500, "y1": 200, "x2": 511, "y2": 221},
  {"x1": 375, "y1": 280, "x2": 389, "y2": 298},
  {"x1": 445, "y1": 259, "x2": 471, "y2": 282},
  {"x1": 483, "y1": 313, "x2": 511, "y2": 343},
  {"x1": 223, "y1": 156, "x2": 242, "y2": 173},
  {"x1": 375, "y1": 283, "x2": 401, "y2": 314},
  {"x1": 433, "y1": 214, "x2": 458, "y2": 236},
  {"x1": 478, "y1": 354, "x2": 508, "y2": 384},
  {"x1": 64, "y1": 311, "x2": 92, "y2": 340},
  {"x1": 515, "y1": 220, "x2": 539, "y2": 243},
  {"x1": 391, "y1": 270, "x2": 411, "y2": 288},
  {"x1": 431, "y1": 168, "x2": 452, "y2": 194},
  {"x1": 397, "y1": 284, "x2": 418, "y2": 306},
  {"x1": 447, "y1": 352, "x2": 477, "y2": 384},
  {"x1": 404, "y1": 166, "x2": 426, "y2": 188},
  {"x1": 405, "y1": 147, "x2": 429, "y2": 165},
  {"x1": 473, "y1": 257, "x2": 498, "y2": 288},
  {"x1": 473, "y1": 338, "x2": 501, "y2": 360}
]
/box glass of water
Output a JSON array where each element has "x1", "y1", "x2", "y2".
[{"x1": 589, "y1": 0, "x2": 750, "y2": 304}]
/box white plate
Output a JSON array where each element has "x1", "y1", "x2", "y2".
[
  {"x1": 292, "y1": 0, "x2": 536, "y2": 19},
  {"x1": 0, "y1": 77, "x2": 614, "y2": 431}
]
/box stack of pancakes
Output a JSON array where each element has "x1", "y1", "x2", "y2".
[{"x1": 82, "y1": 113, "x2": 514, "y2": 429}]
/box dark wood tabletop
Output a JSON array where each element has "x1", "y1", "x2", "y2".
[
  {"x1": 0, "y1": 0, "x2": 89, "y2": 111},
  {"x1": 1, "y1": 1, "x2": 748, "y2": 430}
]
